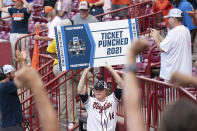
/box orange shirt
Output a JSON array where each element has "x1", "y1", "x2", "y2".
[
  {"x1": 152, "y1": 0, "x2": 173, "y2": 27},
  {"x1": 112, "y1": 0, "x2": 131, "y2": 5}
]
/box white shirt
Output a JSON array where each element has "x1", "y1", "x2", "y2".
[
  {"x1": 160, "y1": 25, "x2": 192, "y2": 80},
  {"x1": 84, "y1": 93, "x2": 119, "y2": 131},
  {"x1": 47, "y1": 16, "x2": 62, "y2": 45}
]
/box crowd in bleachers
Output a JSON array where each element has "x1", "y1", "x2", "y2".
[{"x1": 0, "y1": 0, "x2": 197, "y2": 131}]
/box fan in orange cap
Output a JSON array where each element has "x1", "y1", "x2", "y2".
[{"x1": 43, "y1": 6, "x2": 54, "y2": 16}]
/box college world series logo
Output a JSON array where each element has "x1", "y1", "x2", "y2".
[{"x1": 68, "y1": 37, "x2": 86, "y2": 56}]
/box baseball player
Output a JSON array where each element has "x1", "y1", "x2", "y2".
[{"x1": 77, "y1": 62, "x2": 123, "y2": 131}]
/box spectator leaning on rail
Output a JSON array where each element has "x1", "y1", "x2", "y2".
[
  {"x1": 72, "y1": 1, "x2": 99, "y2": 25},
  {"x1": 77, "y1": 63, "x2": 123, "y2": 131},
  {"x1": 34, "y1": 6, "x2": 62, "y2": 45},
  {"x1": 0, "y1": 0, "x2": 32, "y2": 67},
  {"x1": 151, "y1": 8, "x2": 192, "y2": 81}
]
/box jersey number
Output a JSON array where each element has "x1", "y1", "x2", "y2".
[{"x1": 109, "y1": 112, "x2": 114, "y2": 120}]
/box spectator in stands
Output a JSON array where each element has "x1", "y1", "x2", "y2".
[
  {"x1": 14, "y1": 50, "x2": 60, "y2": 131},
  {"x1": 169, "y1": 0, "x2": 197, "y2": 43},
  {"x1": 160, "y1": 99, "x2": 197, "y2": 131},
  {"x1": 56, "y1": 0, "x2": 72, "y2": 19},
  {"x1": 151, "y1": 8, "x2": 192, "y2": 81},
  {"x1": 111, "y1": 0, "x2": 131, "y2": 19},
  {"x1": 34, "y1": 6, "x2": 62, "y2": 45},
  {"x1": 78, "y1": 62, "x2": 123, "y2": 131},
  {"x1": 0, "y1": 0, "x2": 32, "y2": 67},
  {"x1": 0, "y1": 49, "x2": 27, "y2": 131},
  {"x1": 0, "y1": 64, "x2": 23, "y2": 131},
  {"x1": 152, "y1": 0, "x2": 174, "y2": 28},
  {"x1": 72, "y1": 1, "x2": 99, "y2": 25},
  {"x1": 79, "y1": 0, "x2": 104, "y2": 21}
]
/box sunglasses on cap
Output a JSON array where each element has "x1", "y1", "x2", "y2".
[{"x1": 94, "y1": 80, "x2": 107, "y2": 89}]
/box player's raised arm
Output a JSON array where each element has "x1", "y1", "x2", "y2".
[
  {"x1": 105, "y1": 62, "x2": 124, "y2": 89},
  {"x1": 77, "y1": 66, "x2": 91, "y2": 95}
]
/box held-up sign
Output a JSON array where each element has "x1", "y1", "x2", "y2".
[{"x1": 55, "y1": 19, "x2": 140, "y2": 71}]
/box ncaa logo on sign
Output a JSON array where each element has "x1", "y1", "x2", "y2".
[{"x1": 68, "y1": 37, "x2": 86, "y2": 56}]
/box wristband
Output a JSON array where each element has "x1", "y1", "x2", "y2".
[{"x1": 124, "y1": 64, "x2": 136, "y2": 73}]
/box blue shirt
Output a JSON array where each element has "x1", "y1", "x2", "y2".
[
  {"x1": 177, "y1": 0, "x2": 197, "y2": 30},
  {"x1": 0, "y1": 82, "x2": 23, "y2": 128},
  {"x1": 8, "y1": 8, "x2": 30, "y2": 34}
]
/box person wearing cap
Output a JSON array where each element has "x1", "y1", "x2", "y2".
[
  {"x1": 169, "y1": 0, "x2": 197, "y2": 31},
  {"x1": 77, "y1": 62, "x2": 123, "y2": 131},
  {"x1": 72, "y1": 1, "x2": 99, "y2": 25},
  {"x1": 34, "y1": 6, "x2": 62, "y2": 45},
  {"x1": 151, "y1": 8, "x2": 192, "y2": 81},
  {"x1": 79, "y1": 0, "x2": 104, "y2": 21},
  {"x1": 0, "y1": 64, "x2": 23, "y2": 131},
  {"x1": 0, "y1": 0, "x2": 32, "y2": 67}
]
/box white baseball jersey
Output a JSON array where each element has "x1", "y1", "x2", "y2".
[{"x1": 84, "y1": 93, "x2": 120, "y2": 131}]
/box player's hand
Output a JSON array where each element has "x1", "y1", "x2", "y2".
[
  {"x1": 170, "y1": 72, "x2": 191, "y2": 87},
  {"x1": 84, "y1": 65, "x2": 91, "y2": 73}
]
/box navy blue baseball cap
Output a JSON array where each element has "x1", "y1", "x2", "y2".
[{"x1": 94, "y1": 80, "x2": 107, "y2": 89}]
